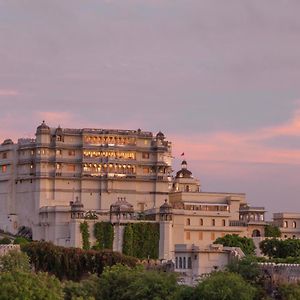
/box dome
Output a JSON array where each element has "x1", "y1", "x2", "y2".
[
  {"x1": 175, "y1": 160, "x2": 193, "y2": 178},
  {"x1": 110, "y1": 197, "x2": 134, "y2": 213},
  {"x1": 55, "y1": 126, "x2": 63, "y2": 135},
  {"x1": 2, "y1": 139, "x2": 13, "y2": 145},
  {"x1": 160, "y1": 199, "x2": 172, "y2": 212},
  {"x1": 36, "y1": 121, "x2": 50, "y2": 133},
  {"x1": 156, "y1": 131, "x2": 165, "y2": 140}
]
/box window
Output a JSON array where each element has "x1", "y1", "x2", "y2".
[
  {"x1": 200, "y1": 218, "x2": 203, "y2": 226},
  {"x1": 186, "y1": 231, "x2": 190, "y2": 240},
  {"x1": 212, "y1": 219, "x2": 216, "y2": 226},
  {"x1": 142, "y1": 152, "x2": 150, "y2": 159},
  {"x1": 293, "y1": 221, "x2": 297, "y2": 228},
  {"x1": 185, "y1": 185, "x2": 190, "y2": 192},
  {"x1": 284, "y1": 221, "x2": 288, "y2": 228},
  {"x1": 56, "y1": 163, "x2": 62, "y2": 170},
  {"x1": 222, "y1": 219, "x2": 226, "y2": 226},
  {"x1": 179, "y1": 257, "x2": 182, "y2": 269},
  {"x1": 68, "y1": 150, "x2": 75, "y2": 156},
  {"x1": 56, "y1": 149, "x2": 62, "y2": 155},
  {"x1": 186, "y1": 218, "x2": 191, "y2": 226},
  {"x1": 211, "y1": 232, "x2": 215, "y2": 241},
  {"x1": 183, "y1": 257, "x2": 186, "y2": 269},
  {"x1": 188, "y1": 257, "x2": 192, "y2": 269},
  {"x1": 143, "y1": 167, "x2": 150, "y2": 174},
  {"x1": 2, "y1": 152, "x2": 7, "y2": 159},
  {"x1": 67, "y1": 164, "x2": 76, "y2": 172},
  {"x1": 175, "y1": 257, "x2": 178, "y2": 269},
  {"x1": 198, "y1": 232, "x2": 203, "y2": 240},
  {"x1": 1, "y1": 165, "x2": 7, "y2": 173}
]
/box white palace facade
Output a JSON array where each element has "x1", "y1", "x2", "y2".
[{"x1": 0, "y1": 122, "x2": 298, "y2": 267}]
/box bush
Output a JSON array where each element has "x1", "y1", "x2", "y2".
[
  {"x1": 0, "y1": 250, "x2": 31, "y2": 273},
  {"x1": 14, "y1": 237, "x2": 30, "y2": 246},
  {"x1": 214, "y1": 234, "x2": 256, "y2": 256},
  {"x1": 0, "y1": 237, "x2": 11, "y2": 244},
  {"x1": 21, "y1": 241, "x2": 137, "y2": 281},
  {"x1": 93, "y1": 222, "x2": 114, "y2": 250}
]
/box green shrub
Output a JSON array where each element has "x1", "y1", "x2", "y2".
[{"x1": 93, "y1": 222, "x2": 114, "y2": 250}]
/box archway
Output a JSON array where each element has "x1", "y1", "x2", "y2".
[{"x1": 252, "y1": 229, "x2": 261, "y2": 237}]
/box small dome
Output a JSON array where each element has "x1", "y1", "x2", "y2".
[
  {"x1": 55, "y1": 126, "x2": 63, "y2": 135},
  {"x1": 36, "y1": 121, "x2": 50, "y2": 133},
  {"x1": 175, "y1": 161, "x2": 193, "y2": 178},
  {"x1": 2, "y1": 139, "x2": 13, "y2": 145},
  {"x1": 156, "y1": 131, "x2": 165, "y2": 140},
  {"x1": 110, "y1": 197, "x2": 134, "y2": 213},
  {"x1": 160, "y1": 199, "x2": 172, "y2": 211}
]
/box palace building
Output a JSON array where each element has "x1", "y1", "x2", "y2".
[{"x1": 0, "y1": 122, "x2": 296, "y2": 270}]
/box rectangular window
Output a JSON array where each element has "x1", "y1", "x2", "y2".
[
  {"x1": 68, "y1": 150, "x2": 75, "y2": 156},
  {"x1": 2, "y1": 152, "x2": 7, "y2": 159},
  {"x1": 198, "y1": 232, "x2": 203, "y2": 240},
  {"x1": 56, "y1": 149, "x2": 62, "y2": 155},
  {"x1": 143, "y1": 167, "x2": 150, "y2": 174},
  {"x1": 1, "y1": 165, "x2": 7, "y2": 173},
  {"x1": 142, "y1": 152, "x2": 150, "y2": 159},
  {"x1": 186, "y1": 231, "x2": 191, "y2": 240},
  {"x1": 67, "y1": 164, "x2": 76, "y2": 172}
]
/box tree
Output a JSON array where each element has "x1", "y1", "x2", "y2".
[
  {"x1": 264, "y1": 225, "x2": 281, "y2": 238},
  {"x1": 0, "y1": 237, "x2": 11, "y2": 244},
  {"x1": 195, "y1": 272, "x2": 257, "y2": 300},
  {"x1": 214, "y1": 234, "x2": 256, "y2": 256},
  {"x1": 260, "y1": 238, "x2": 300, "y2": 258},
  {"x1": 227, "y1": 256, "x2": 260, "y2": 284},
  {"x1": 14, "y1": 236, "x2": 30, "y2": 246},
  {"x1": 97, "y1": 264, "x2": 179, "y2": 300},
  {"x1": 0, "y1": 271, "x2": 63, "y2": 300},
  {"x1": 0, "y1": 250, "x2": 31, "y2": 272},
  {"x1": 278, "y1": 283, "x2": 300, "y2": 300}
]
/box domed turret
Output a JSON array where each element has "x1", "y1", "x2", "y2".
[
  {"x1": 159, "y1": 199, "x2": 172, "y2": 221},
  {"x1": 175, "y1": 160, "x2": 193, "y2": 179},
  {"x1": 1, "y1": 139, "x2": 13, "y2": 146},
  {"x1": 36, "y1": 121, "x2": 50, "y2": 133},
  {"x1": 156, "y1": 131, "x2": 165, "y2": 140}
]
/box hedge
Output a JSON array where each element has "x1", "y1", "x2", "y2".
[
  {"x1": 21, "y1": 241, "x2": 138, "y2": 281},
  {"x1": 123, "y1": 223, "x2": 159, "y2": 259},
  {"x1": 93, "y1": 222, "x2": 114, "y2": 250}
]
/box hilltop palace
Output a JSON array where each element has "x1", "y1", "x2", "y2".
[{"x1": 1, "y1": 122, "x2": 300, "y2": 279}]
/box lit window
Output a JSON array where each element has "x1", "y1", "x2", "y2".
[
  {"x1": 56, "y1": 150, "x2": 62, "y2": 155},
  {"x1": 1, "y1": 165, "x2": 7, "y2": 173},
  {"x1": 56, "y1": 163, "x2": 62, "y2": 170},
  {"x1": 284, "y1": 221, "x2": 288, "y2": 228}
]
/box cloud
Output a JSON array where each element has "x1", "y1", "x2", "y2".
[
  {"x1": 171, "y1": 102, "x2": 300, "y2": 166},
  {"x1": 0, "y1": 89, "x2": 19, "y2": 96}
]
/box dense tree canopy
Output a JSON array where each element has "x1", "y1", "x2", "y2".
[
  {"x1": 0, "y1": 271, "x2": 63, "y2": 300},
  {"x1": 214, "y1": 234, "x2": 256, "y2": 256},
  {"x1": 264, "y1": 225, "x2": 281, "y2": 238},
  {"x1": 260, "y1": 238, "x2": 300, "y2": 258}
]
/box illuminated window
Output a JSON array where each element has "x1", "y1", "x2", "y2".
[
  {"x1": 186, "y1": 218, "x2": 191, "y2": 226},
  {"x1": 1, "y1": 165, "x2": 7, "y2": 173},
  {"x1": 56, "y1": 150, "x2": 62, "y2": 155},
  {"x1": 56, "y1": 163, "x2": 62, "y2": 170},
  {"x1": 186, "y1": 231, "x2": 191, "y2": 240},
  {"x1": 284, "y1": 221, "x2": 288, "y2": 228}
]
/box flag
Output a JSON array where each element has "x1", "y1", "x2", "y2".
[{"x1": 181, "y1": 152, "x2": 185, "y2": 156}]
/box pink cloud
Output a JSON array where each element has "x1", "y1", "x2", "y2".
[
  {"x1": 170, "y1": 102, "x2": 300, "y2": 166},
  {"x1": 0, "y1": 89, "x2": 19, "y2": 96}
]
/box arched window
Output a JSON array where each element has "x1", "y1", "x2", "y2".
[
  {"x1": 175, "y1": 257, "x2": 178, "y2": 269},
  {"x1": 284, "y1": 221, "x2": 288, "y2": 228},
  {"x1": 183, "y1": 257, "x2": 186, "y2": 269},
  {"x1": 179, "y1": 257, "x2": 182, "y2": 269},
  {"x1": 185, "y1": 185, "x2": 190, "y2": 192},
  {"x1": 293, "y1": 221, "x2": 297, "y2": 228},
  {"x1": 186, "y1": 218, "x2": 191, "y2": 226},
  {"x1": 200, "y1": 218, "x2": 203, "y2": 226},
  {"x1": 188, "y1": 257, "x2": 192, "y2": 269},
  {"x1": 222, "y1": 219, "x2": 226, "y2": 226}
]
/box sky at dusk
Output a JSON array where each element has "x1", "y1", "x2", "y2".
[{"x1": 1, "y1": 0, "x2": 300, "y2": 218}]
